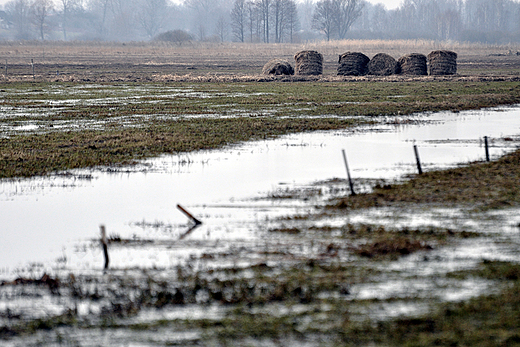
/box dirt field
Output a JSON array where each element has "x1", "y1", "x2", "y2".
[{"x1": 1, "y1": 40, "x2": 520, "y2": 82}]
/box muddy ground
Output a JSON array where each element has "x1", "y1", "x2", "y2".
[
  {"x1": 1, "y1": 41, "x2": 520, "y2": 346},
  {"x1": 0, "y1": 40, "x2": 520, "y2": 82}
]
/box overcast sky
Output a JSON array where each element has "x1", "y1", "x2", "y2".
[{"x1": 0, "y1": 0, "x2": 402, "y2": 10}]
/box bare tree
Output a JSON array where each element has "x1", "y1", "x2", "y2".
[
  {"x1": 59, "y1": 0, "x2": 81, "y2": 40},
  {"x1": 370, "y1": 3, "x2": 387, "y2": 33},
  {"x1": 284, "y1": 0, "x2": 299, "y2": 42},
  {"x1": 297, "y1": 0, "x2": 314, "y2": 32},
  {"x1": 313, "y1": 0, "x2": 363, "y2": 40},
  {"x1": 86, "y1": 0, "x2": 111, "y2": 37},
  {"x1": 184, "y1": 0, "x2": 212, "y2": 40},
  {"x1": 335, "y1": 0, "x2": 364, "y2": 39},
  {"x1": 215, "y1": 15, "x2": 227, "y2": 41},
  {"x1": 107, "y1": 0, "x2": 138, "y2": 41},
  {"x1": 271, "y1": 0, "x2": 282, "y2": 42},
  {"x1": 231, "y1": 0, "x2": 246, "y2": 42},
  {"x1": 5, "y1": 0, "x2": 32, "y2": 39},
  {"x1": 271, "y1": 0, "x2": 298, "y2": 43},
  {"x1": 257, "y1": 0, "x2": 271, "y2": 42},
  {"x1": 436, "y1": 9, "x2": 461, "y2": 40},
  {"x1": 312, "y1": 0, "x2": 335, "y2": 40},
  {"x1": 137, "y1": 0, "x2": 169, "y2": 38},
  {"x1": 31, "y1": 0, "x2": 53, "y2": 40},
  {"x1": 242, "y1": 1, "x2": 256, "y2": 42}
]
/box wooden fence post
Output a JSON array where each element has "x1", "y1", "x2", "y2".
[
  {"x1": 484, "y1": 136, "x2": 490, "y2": 162},
  {"x1": 414, "y1": 145, "x2": 423, "y2": 174},
  {"x1": 342, "y1": 149, "x2": 356, "y2": 196},
  {"x1": 100, "y1": 225, "x2": 109, "y2": 269}
]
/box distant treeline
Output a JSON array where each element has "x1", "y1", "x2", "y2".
[{"x1": 0, "y1": 0, "x2": 519, "y2": 44}]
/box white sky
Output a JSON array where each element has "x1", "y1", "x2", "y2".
[{"x1": 0, "y1": 0, "x2": 403, "y2": 10}]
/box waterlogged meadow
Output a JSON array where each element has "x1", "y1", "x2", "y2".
[
  {"x1": 1, "y1": 80, "x2": 520, "y2": 178},
  {"x1": 1, "y1": 77, "x2": 520, "y2": 346}
]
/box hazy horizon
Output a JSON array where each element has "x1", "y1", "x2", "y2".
[{"x1": 0, "y1": 0, "x2": 402, "y2": 11}]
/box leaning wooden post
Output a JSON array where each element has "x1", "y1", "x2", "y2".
[
  {"x1": 31, "y1": 59, "x2": 35, "y2": 79},
  {"x1": 177, "y1": 204, "x2": 202, "y2": 225},
  {"x1": 414, "y1": 144, "x2": 423, "y2": 175},
  {"x1": 342, "y1": 149, "x2": 356, "y2": 196},
  {"x1": 4, "y1": 59, "x2": 7, "y2": 77},
  {"x1": 100, "y1": 225, "x2": 109, "y2": 269},
  {"x1": 484, "y1": 136, "x2": 490, "y2": 162}
]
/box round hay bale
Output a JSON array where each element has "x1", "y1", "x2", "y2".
[
  {"x1": 262, "y1": 59, "x2": 294, "y2": 75},
  {"x1": 294, "y1": 50, "x2": 323, "y2": 76},
  {"x1": 397, "y1": 53, "x2": 427, "y2": 76},
  {"x1": 428, "y1": 50, "x2": 457, "y2": 76},
  {"x1": 337, "y1": 52, "x2": 369, "y2": 76},
  {"x1": 367, "y1": 53, "x2": 398, "y2": 76}
]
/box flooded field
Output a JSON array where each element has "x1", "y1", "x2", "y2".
[
  {"x1": 1, "y1": 103, "x2": 520, "y2": 345},
  {"x1": 1, "y1": 105, "x2": 519, "y2": 272}
]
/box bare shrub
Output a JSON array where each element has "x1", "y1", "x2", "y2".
[{"x1": 154, "y1": 30, "x2": 193, "y2": 46}]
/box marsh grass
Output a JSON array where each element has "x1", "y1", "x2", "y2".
[
  {"x1": 1, "y1": 40, "x2": 520, "y2": 80},
  {"x1": 3, "y1": 42, "x2": 520, "y2": 345},
  {"x1": 0, "y1": 116, "x2": 359, "y2": 178},
  {"x1": 1, "y1": 81, "x2": 520, "y2": 178},
  {"x1": 331, "y1": 146, "x2": 520, "y2": 211}
]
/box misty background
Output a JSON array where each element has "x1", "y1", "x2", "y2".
[{"x1": 0, "y1": 0, "x2": 519, "y2": 44}]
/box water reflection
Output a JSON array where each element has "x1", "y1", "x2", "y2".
[{"x1": 1, "y1": 106, "x2": 519, "y2": 274}]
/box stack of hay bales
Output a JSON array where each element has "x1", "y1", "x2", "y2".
[
  {"x1": 294, "y1": 50, "x2": 323, "y2": 75},
  {"x1": 397, "y1": 53, "x2": 428, "y2": 75},
  {"x1": 337, "y1": 52, "x2": 370, "y2": 76},
  {"x1": 428, "y1": 50, "x2": 457, "y2": 75},
  {"x1": 262, "y1": 59, "x2": 294, "y2": 75},
  {"x1": 367, "y1": 53, "x2": 399, "y2": 76}
]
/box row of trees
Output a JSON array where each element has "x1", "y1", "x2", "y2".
[
  {"x1": 0, "y1": 0, "x2": 519, "y2": 43},
  {"x1": 231, "y1": 0, "x2": 300, "y2": 43},
  {"x1": 310, "y1": 0, "x2": 363, "y2": 41},
  {"x1": 1, "y1": 0, "x2": 186, "y2": 41},
  {"x1": 352, "y1": 0, "x2": 520, "y2": 42}
]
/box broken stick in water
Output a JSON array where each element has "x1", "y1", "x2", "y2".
[
  {"x1": 100, "y1": 225, "x2": 109, "y2": 269},
  {"x1": 177, "y1": 204, "x2": 202, "y2": 225}
]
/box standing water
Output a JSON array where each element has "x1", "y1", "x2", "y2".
[{"x1": 1, "y1": 106, "x2": 519, "y2": 276}]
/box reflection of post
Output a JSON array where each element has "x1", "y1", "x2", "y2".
[
  {"x1": 484, "y1": 136, "x2": 490, "y2": 162},
  {"x1": 100, "y1": 225, "x2": 109, "y2": 269},
  {"x1": 342, "y1": 149, "x2": 356, "y2": 196},
  {"x1": 414, "y1": 145, "x2": 423, "y2": 175},
  {"x1": 177, "y1": 204, "x2": 202, "y2": 225}
]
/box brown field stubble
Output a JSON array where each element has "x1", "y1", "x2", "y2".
[{"x1": 0, "y1": 40, "x2": 520, "y2": 81}]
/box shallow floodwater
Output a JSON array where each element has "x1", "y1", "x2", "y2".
[{"x1": 1, "y1": 106, "x2": 520, "y2": 275}]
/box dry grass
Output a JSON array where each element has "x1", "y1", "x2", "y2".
[
  {"x1": 1, "y1": 40, "x2": 520, "y2": 81},
  {"x1": 332, "y1": 146, "x2": 520, "y2": 211}
]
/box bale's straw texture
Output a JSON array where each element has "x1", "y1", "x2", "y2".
[
  {"x1": 367, "y1": 53, "x2": 398, "y2": 76},
  {"x1": 428, "y1": 50, "x2": 457, "y2": 75},
  {"x1": 397, "y1": 53, "x2": 427, "y2": 76},
  {"x1": 337, "y1": 52, "x2": 370, "y2": 76},
  {"x1": 262, "y1": 59, "x2": 294, "y2": 75},
  {"x1": 294, "y1": 50, "x2": 323, "y2": 76}
]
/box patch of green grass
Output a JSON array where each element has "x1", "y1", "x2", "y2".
[
  {"x1": 1, "y1": 81, "x2": 520, "y2": 178},
  {"x1": 203, "y1": 261, "x2": 520, "y2": 346},
  {"x1": 331, "y1": 148, "x2": 520, "y2": 211},
  {"x1": 365, "y1": 261, "x2": 520, "y2": 347},
  {"x1": 0, "y1": 117, "x2": 359, "y2": 178}
]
